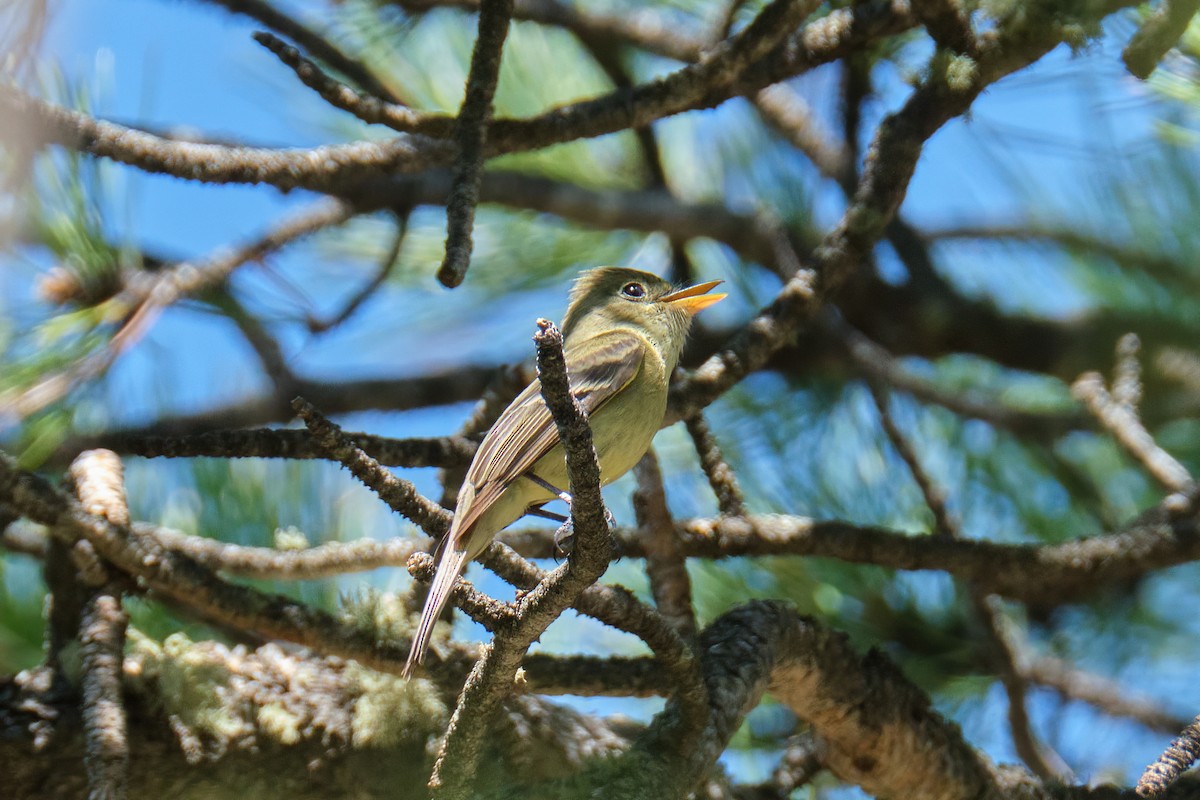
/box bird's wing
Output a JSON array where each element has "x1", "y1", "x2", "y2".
[{"x1": 450, "y1": 331, "x2": 646, "y2": 543}]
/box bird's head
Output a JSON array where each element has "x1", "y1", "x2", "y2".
[{"x1": 560, "y1": 267, "x2": 725, "y2": 363}]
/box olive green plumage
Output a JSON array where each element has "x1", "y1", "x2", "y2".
[{"x1": 403, "y1": 267, "x2": 724, "y2": 677}]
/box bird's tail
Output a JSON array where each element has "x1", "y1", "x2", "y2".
[{"x1": 403, "y1": 545, "x2": 470, "y2": 679}]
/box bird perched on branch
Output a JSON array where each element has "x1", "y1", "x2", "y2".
[{"x1": 403, "y1": 266, "x2": 725, "y2": 677}]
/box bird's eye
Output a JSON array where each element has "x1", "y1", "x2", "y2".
[{"x1": 620, "y1": 282, "x2": 646, "y2": 299}]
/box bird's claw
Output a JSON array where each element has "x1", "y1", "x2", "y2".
[
  {"x1": 552, "y1": 510, "x2": 616, "y2": 560},
  {"x1": 553, "y1": 520, "x2": 574, "y2": 560}
]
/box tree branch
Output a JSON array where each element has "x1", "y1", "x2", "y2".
[
  {"x1": 437, "y1": 0, "x2": 514, "y2": 288},
  {"x1": 200, "y1": 0, "x2": 401, "y2": 101},
  {"x1": 634, "y1": 451, "x2": 698, "y2": 639},
  {"x1": 293, "y1": 397, "x2": 453, "y2": 536},
  {"x1": 428, "y1": 319, "x2": 613, "y2": 797},
  {"x1": 1123, "y1": 0, "x2": 1200, "y2": 79}
]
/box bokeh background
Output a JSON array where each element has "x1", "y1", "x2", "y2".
[{"x1": 4, "y1": 0, "x2": 1200, "y2": 793}]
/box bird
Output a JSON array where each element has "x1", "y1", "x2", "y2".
[{"x1": 403, "y1": 266, "x2": 725, "y2": 677}]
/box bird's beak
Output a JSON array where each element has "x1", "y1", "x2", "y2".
[{"x1": 661, "y1": 280, "x2": 726, "y2": 314}]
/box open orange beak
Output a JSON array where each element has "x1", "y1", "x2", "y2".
[{"x1": 661, "y1": 280, "x2": 726, "y2": 314}]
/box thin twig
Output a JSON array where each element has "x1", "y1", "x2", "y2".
[
  {"x1": 1073, "y1": 372, "x2": 1193, "y2": 494},
  {"x1": 869, "y1": 385, "x2": 1069, "y2": 779},
  {"x1": 200, "y1": 0, "x2": 401, "y2": 101},
  {"x1": 437, "y1": 0, "x2": 515, "y2": 288},
  {"x1": 293, "y1": 397, "x2": 452, "y2": 536},
  {"x1": 634, "y1": 451, "x2": 698, "y2": 640},
  {"x1": 867, "y1": 384, "x2": 955, "y2": 537},
  {"x1": 1113, "y1": 333, "x2": 1144, "y2": 413},
  {"x1": 834, "y1": 314, "x2": 1085, "y2": 438},
  {"x1": 0, "y1": 201, "x2": 352, "y2": 422},
  {"x1": 391, "y1": 0, "x2": 706, "y2": 62},
  {"x1": 407, "y1": 552, "x2": 518, "y2": 630},
  {"x1": 1024, "y1": 653, "x2": 1189, "y2": 735},
  {"x1": 683, "y1": 413, "x2": 746, "y2": 517},
  {"x1": 146, "y1": 524, "x2": 425, "y2": 580},
  {"x1": 95, "y1": 427, "x2": 476, "y2": 469},
  {"x1": 252, "y1": 32, "x2": 445, "y2": 136},
  {"x1": 307, "y1": 212, "x2": 409, "y2": 333},
  {"x1": 213, "y1": 292, "x2": 295, "y2": 392}
]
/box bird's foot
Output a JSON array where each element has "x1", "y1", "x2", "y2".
[
  {"x1": 553, "y1": 520, "x2": 574, "y2": 560},
  {"x1": 552, "y1": 509, "x2": 616, "y2": 560}
]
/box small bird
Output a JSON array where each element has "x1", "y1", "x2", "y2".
[{"x1": 403, "y1": 267, "x2": 725, "y2": 677}]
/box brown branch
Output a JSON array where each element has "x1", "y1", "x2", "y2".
[
  {"x1": 593, "y1": 601, "x2": 1005, "y2": 799},
  {"x1": 2, "y1": 2, "x2": 911, "y2": 192},
  {"x1": 145, "y1": 524, "x2": 424, "y2": 580},
  {"x1": 1024, "y1": 653, "x2": 1189, "y2": 735},
  {"x1": 437, "y1": 0, "x2": 514, "y2": 288},
  {"x1": 1123, "y1": 0, "x2": 1200, "y2": 79},
  {"x1": 293, "y1": 397, "x2": 453, "y2": 536},
  {"x1": 1139, "y1": 717, "x2": 1200, "y2": 797},
  {"x1": 390, "y1": 0, "x2": 706, "y2": 62},
  {"x1": 199, "y1": 0, "x2": 401, "y2": 101},
  {"x1": 90, "y1": 427, "x2": 476, "y2": 469},
  {"x1": 633, "y1": 451, "x2": 697, "y2": 639},
  {"x1": 307, "y1": 213, "x2": 408, "y2": 333},
  {"x1": 66, "y1": 451, "x2": 131, "y2": 800},
  {"x1": 684, "y1": 413, "x2": 747, "y2": 518},
  {"x1": 0, "y1": 449, "x2": 658, "y2": 698},
  {"x1": 834, "y1": 315, "x2": 1086, "y2": 438},
  {"x1": 0, "y1": 200, "x2": 352, "y2": 421},
  {"x1": 429, "y1": 319, "x2": 614, "y2": 797},
  {"x1": 1073, "y1": 372, "x2": 1193, "y2": 494},
  {"x1": 504, "y1": 505, "x2": 1200, "y2": 609},
  {"x1": 252, "y1": 32, "x2": 441, "y2": 135}
]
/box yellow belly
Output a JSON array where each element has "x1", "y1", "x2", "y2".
[{"x1": 459, "y1": 365, "x2": 668, "y2": 558}]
